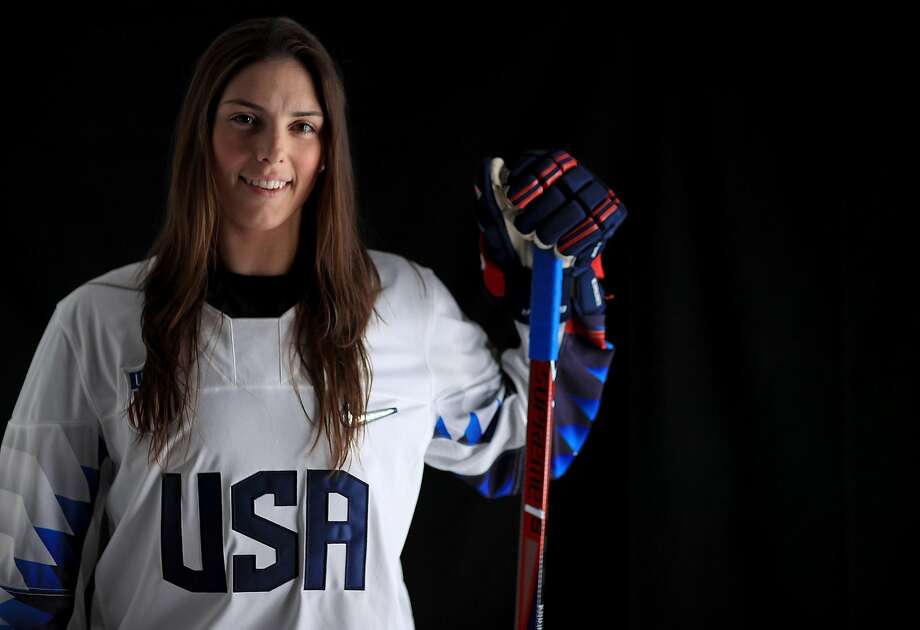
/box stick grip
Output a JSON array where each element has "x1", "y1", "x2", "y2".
[{"x1": 528, "y1": 247, "x2": 564, "y2": 361}]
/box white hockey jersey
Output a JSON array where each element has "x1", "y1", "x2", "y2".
[{"x1": 0, "y1": 249, "x2": 615, "y2": 629}]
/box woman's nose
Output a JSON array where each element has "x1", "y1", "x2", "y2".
[{"x1": 256, "y1": 128, "x2": 286, "y2": 163}]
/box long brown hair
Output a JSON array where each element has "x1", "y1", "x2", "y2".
[{"x1": 128, "y1": 16, "x2": 383, "y2": 472}]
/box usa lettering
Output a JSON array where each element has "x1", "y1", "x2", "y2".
[{"x1": 160, "y1": 469, "x2": 368, "y2": 593}]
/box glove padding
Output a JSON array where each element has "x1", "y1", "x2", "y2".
[{"x1": 474, "y1": 148, "x2": 628, "y2": 324}]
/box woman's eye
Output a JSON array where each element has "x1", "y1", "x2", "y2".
[
  {"x1": 295, "y1": 122, "x2": 316, "y2": 136},
  {"x1": 231, "y1": 114, "x2": 256, "y2": 126}
]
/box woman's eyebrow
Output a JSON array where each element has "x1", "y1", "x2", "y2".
[{"x1": 220, "y1": 98, "x2": 323, "y2": 117}]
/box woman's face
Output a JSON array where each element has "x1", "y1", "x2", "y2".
[{"x1": 211, "y1": 56, "x2": 324, "y2": 233}]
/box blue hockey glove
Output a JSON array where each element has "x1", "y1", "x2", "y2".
[{"x1": 474, "y1": 148, "x2": 628, "y2": 325}]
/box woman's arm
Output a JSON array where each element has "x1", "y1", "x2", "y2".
[
  {"x1": 0, "y1": 304, "x2": 110, "y2": 628},
  {"x1": 421, "y1": 269, "x2": 615, "y2": 498}
]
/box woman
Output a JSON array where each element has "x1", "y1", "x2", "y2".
[{"x1": 0, "y1": 16, "x2": 626, "y2": 629}]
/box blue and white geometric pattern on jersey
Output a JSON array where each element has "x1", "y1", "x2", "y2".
[{"x1": 428, "y1": 309, "x2": 615, "y2": 499}]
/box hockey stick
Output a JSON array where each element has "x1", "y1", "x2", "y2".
[{"x1": 514, "y1": 245, "x2": 564, "y2": 630}]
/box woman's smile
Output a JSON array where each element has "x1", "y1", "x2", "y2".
[{"x1": 239, "y1": 175, "x2": 292, "y2": 197}]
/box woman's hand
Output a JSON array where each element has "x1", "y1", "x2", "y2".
[{"x1": 474, "y1": 148, "x2": 628, "y2": 323}]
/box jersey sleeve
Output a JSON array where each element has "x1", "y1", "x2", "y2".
[
  {"x1": 0, "y1": 304, "x2": 109, "y2": 628},
  {"x1": 421, "y1": 268, "x2": 616, "y2": 499}
]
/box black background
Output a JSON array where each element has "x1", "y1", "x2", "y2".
[{"x1": 2, "y1": 12, "x2": 913, "y2": 630}]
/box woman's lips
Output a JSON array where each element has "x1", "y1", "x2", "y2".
[{"x1": 239, "y1": 176, "x2": 291, "y2": 196}]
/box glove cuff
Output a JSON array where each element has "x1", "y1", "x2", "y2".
[
  {"x1": 480, "y1": 262, "x2": 606, "y2": 327},
  {"x1": 570, "y1": 266, "x2": 608, "y2": 319}
]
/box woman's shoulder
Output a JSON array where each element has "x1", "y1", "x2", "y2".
[
  {"x1": 43, "y1": 259, "x2": 150, "y2": 417},
  {"x1": 55, "y1": 258, "x2": 151, "y2": 334},
  {"x1": 367, "y1": 248, "x2": 436, "y2": 300},
  {"x1": 84, "y1": 257, "x2": 152, "y2": 292},
  {"x1": 367, "y1": 248, "x2": 431, "y2": 274}
]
